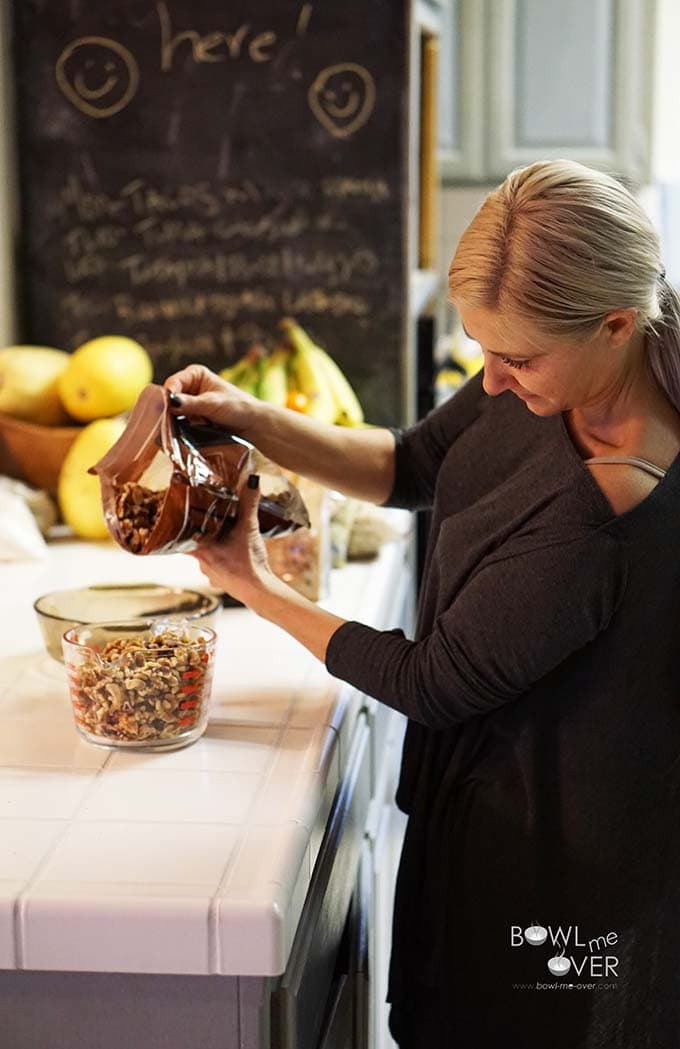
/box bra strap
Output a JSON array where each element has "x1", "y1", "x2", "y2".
[{"x1": 584, "y1": 455, "x2": 667, "y2": 480}]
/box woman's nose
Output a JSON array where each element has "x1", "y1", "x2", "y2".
[{"x1": 481, "y1": 354, "x2": 511, "y2": 397}]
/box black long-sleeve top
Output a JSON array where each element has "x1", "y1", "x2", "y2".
[{"x1": 325, "y1": 374, "x2": 680, "y2": 1048}]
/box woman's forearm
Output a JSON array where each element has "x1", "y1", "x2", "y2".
[
  {"x1": 245, "y1": 571, "x2": 347, "y2": 663},
  {"x1": 240, "y1": 399, "x2": 396, "y2": 504}
]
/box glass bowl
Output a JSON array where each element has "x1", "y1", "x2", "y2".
[
  {"x1": 34, "y1": 583, "x2": 219, "y2": 663},
  {"x1": 62, "y1": 619, "x2": 217, "y2": 751}
]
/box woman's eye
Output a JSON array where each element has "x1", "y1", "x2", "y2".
[{"x1": 499, "y1": 355, "x2": 529, "y2": 370}]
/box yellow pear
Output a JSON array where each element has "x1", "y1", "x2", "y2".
[
  {"x1": 59, "y1": 336, "x2": 153, "y2": 422},
  {"x1": 58, "y1": 417, "x2": 126, "y2": 539},
  {"x1": 0, "y1": 346, "x2": 70, "y2": 425}
]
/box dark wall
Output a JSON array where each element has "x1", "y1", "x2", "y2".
[{"x1": 12, "y1": 0, "x2": 410, "y2": 424}]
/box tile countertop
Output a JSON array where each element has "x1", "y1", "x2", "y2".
[{"x1": 0, "y1": 512, "x2": 412, "y2": 978}]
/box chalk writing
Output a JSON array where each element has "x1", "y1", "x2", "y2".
[
  {"x1": 63, "y1": 285, "x2": 368, "y2": 323},
  {"x1": 321, "y1": 176, "x2": 390, "y2": 202},
  {"x1": 55, "y1": 6, "x2": 318, "y2": 120},
  {"x1": 158, "y1": 2, "x2": 279, "y2": 72},
  {"x1": 55, "y1": 37, "x2": 139, "y2": 119},
  {"x1": 113, "y1": 289, "x2": 277, "y2": 323},
  {"x1": 50, "y1": 176, "x2": 313, "y2": 224},
  {"x1": 281, "y1": 288, "x2": 369, "y2": 317},
  {"x1": 121, "y1": 178, "x2": 222, "y2": 219},
  {"x1": 116, "y1": 247, "x2": 380, "y2": 289},
  {"x1": 62, "y1": 291, "x2": 106, "y2": 320},
  {"x1": 308, "y1": 63, "x2": 376, "y2": 139},
  {"x1": 296, "y1": 4, "x2": 313, "y2": 36},
  {"x1": 131, "y1": 217, "x2": 208, "y2": 249},
  {"x1": 63, "y1": 254, "x2": 108, "y2": 283},
  {"x1": 52, "y1": 174, "x2": 128, "y2": 223},
  {"x1": 20, "y1": 0, "x2": 406, "y2": 424},
  {"x1": 63, "y1": 223, "x2": 129, "y2": 257}
]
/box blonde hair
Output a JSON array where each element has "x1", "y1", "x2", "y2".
[{"x1": 448, "y1": 159, "x2": 680, "y2": 411}]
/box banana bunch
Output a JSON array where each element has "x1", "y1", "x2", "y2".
[
  {"x1": 219, "y1": 320, "x2": 365, "y2": 427},
  {"x1": 219, "y1": 345, "x2": 265, "y2": 397},
  {"x1": 279, "y1": 318, "x2": 364, "y2": 426},
  {"x1": 219, "y1": 344, "x2": 289, "y2": 407}
]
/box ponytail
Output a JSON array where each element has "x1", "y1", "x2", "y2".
[{"x1": 647, "y1": 277, "x2": 680, "y2": 413}]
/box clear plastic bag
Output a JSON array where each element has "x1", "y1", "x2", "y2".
[
  {"x1": 265, "y1": 478, "x2": 331, "y2": 601},
  {"x1": 89, "y1": 384, "x2": 309, "y2": 555}
]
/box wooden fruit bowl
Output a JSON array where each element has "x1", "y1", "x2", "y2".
[{"x1": 0, "y1": 412, "x2": 82, "y2": 494}]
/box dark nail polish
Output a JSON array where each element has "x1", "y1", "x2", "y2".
[
  {"x1": 247, "y1": 473, "x2": 260, "y2": 490},
  {"x1": 169, "y1": 392, "x2": 182, "y2": 408}
]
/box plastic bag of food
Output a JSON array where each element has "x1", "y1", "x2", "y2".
[
  {"x1": 265, "y1": 478, "x2": 331, "y2": 601},
  {"x1": 89, "y1": 384, "x2": 309, "y2": 555}
]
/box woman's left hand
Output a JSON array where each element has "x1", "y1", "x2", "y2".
[
  {"x1": 193, "y1": 471, "x2": 347, "y2": 664},
  {"x1": 191, "y1": 474, "x2": 272, "y2": 606}
]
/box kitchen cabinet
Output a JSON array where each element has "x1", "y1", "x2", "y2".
[
  {"x1": 440, "y1": 0, "x2": 656, "y2": 184},
  {"x1": 273, "y1": 717, "x2": 372, "y2": 1049}
]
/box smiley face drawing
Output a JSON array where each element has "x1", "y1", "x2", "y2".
[
  {"x1": 308, "y1": 63, "x2": 376, "y2": 140},
  {"x1": 55, "y1": 37, "x2": 139, "y2": 119}
]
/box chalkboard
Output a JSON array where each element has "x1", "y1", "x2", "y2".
[{"x1": 12, "y1": 0, "x2": 410, "y2": 425}]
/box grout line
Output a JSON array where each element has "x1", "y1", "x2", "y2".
[
  {"x1": 13, "y1": 750, "x2": 115, "y2": 969},
  {"x1": 207, "y1": 688, "x2": 300, "y2": 975}
]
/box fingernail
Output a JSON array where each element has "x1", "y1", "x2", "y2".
[
  {"x1": 169, "y1": 392, "x2": 182, "y2": 408},
  {"x1": 247, "y1": 473, "x2": 260, "y2": 490}
]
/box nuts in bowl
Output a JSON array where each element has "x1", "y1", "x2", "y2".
[{"x1": 62, "y1": 620, "x2": 216, "y2": 750}]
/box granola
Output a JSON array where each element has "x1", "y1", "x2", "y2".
[
  {"x1": 66, "y1": 628, "x2": 211, "y2": 742},
  {"x1": 114, "y1": 482, "x2": 164, "y2": 554}
]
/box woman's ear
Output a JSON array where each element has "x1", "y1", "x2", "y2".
[{"x1": 603, "y1": 308, "x2": 638, "y2": 349}]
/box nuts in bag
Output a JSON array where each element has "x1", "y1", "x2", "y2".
[{"x1": 89, "y1": 384, "x2": 309, "y2": 555}]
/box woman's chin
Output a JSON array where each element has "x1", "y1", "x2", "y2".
[{"x1": 516, "y1": 393, "x2": 556, "y2": 416}]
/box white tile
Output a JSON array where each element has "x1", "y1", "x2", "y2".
[
  {"x1": 0, "y1": 687, "x2": 71, "y2": 721},
  {"x1": 208, "y1": 686, "x2": 293, "y2": 727},
  {"x1": 212, "y1": 615, "x2": 308, "y2": 659},
  {"x1": 0, "y1": 720, "x2": 109, "y2": 769},
  {"x1": 284, "y1": 848, "x2": 311, "y2": 963},
  {"x1": 106, "y1": 724, "x2": 278, "y2": 774},
  {"x1": 249, "y1": 744, "x2": 340, "y2": 840},
  {"x1": 36, "y1": 821, "x2": 242, "y2": 885},
  {"x1": 0, "y1": 819, "x2": 67, "y2": 880},
  {"x1": 77, "y1": 769, "x2": 261, "y2": 824},
  {"x1": 272, "y1": 725, "x2": 338, "y2": 778},
  {"x1": 8, "y1": 651, "x2": 68, "y2": 691},
  {"x1": 22, "y1": 886, "x2": 213, "y2": 973},
  {"x1": 0, "y1": 660, "x2": 72, "y2": 720},
  {"x1": 217, "y1": 882, "x2": 288, "y2": 976},
  {"x1": 0, "y1": 881, "x2": 23, "y2": 968},
  {"x1": 223, "y1": 822, "x2": 309, "y2": 898},
  {"x1": 288, "y1": 684, "x2": 339, "y2": 729},
  {"x1": 0, "y1": 652, "x2": 34, "y2": 693},
  {"x1": 249, "y1": 725, "x2": 340, "y2": 830},
  {"x1": 0, "y1": 768, "x2": 96, "y2": 820},
  {"x1": 207, "y1": 637, "x2": 312, "y2": 726}
]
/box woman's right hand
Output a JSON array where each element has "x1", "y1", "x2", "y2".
[{"x1": 163, "y1": 364, "x2": 263, "y2": 436}]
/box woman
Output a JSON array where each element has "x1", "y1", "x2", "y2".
[{"x1": 166, "y1": 160, "x2": 680, "y2": 1048}]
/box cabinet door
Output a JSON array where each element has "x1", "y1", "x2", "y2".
[
  {"x1": 369, "y1": 804, "x2": 408, "y2": 1049},
  {"x1": 486, "y1": 0, "x2": 654, "y2": 181},
  {"x1": 273, "y1": 720, "x2": 371, "y2": 1049},
  {"x1": 439, "y1": 0, "x2": 487, "y2": 180}
]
